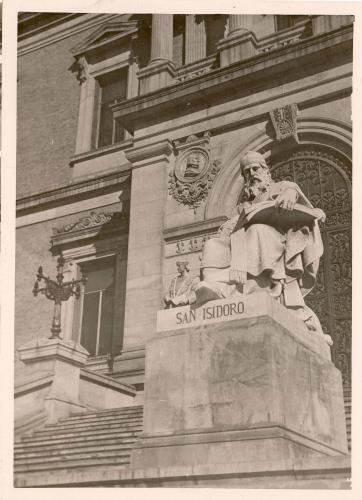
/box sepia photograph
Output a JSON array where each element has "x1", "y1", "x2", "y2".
[{"x1": 7, "y1": 5, "x2": 354, "y2": 491}]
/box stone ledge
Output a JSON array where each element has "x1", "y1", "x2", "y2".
[
  {"x1": 18, "y1": 339, "x2": 89, "y2": 367},
  {"x1": 134, "y1": 423, "x2": 346, "y2": 457},
  {"x1": 164, "y1": 216, "x2": 227, "y2": 241},
  {"x1": 69, "y1": 139, "x2": 133, "y2": 166},
  {"x1": 14, "y1": 373, "x2": 53, "y2": 397},
  {"x1": 80, "y1": 369, "x2": 136, "y2": 396},
  {"x1": 16, "y1": 171, "x2": 130, "y2": 214},
  {"x1": 13, "y1": 454, "x2": 351, "y2": 488}
]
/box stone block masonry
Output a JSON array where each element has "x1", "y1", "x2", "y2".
[{"x1": 131, "y1": 293, "x2": 348, "y2": 472}]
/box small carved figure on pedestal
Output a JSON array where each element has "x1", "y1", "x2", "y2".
[{"x1": 164, "y1": 261, "x2": 200, "y2": 309}]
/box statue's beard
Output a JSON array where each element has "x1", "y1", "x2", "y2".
[{"x1": 244, "y1": 172, "x2": 272, "y2": 201}]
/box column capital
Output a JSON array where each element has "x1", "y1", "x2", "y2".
[
  {"x1": 217, "y1": 30, "x2": 258, "y2": 67},
  {"x1": 125, "y1": 139, "x2": 174, "y2": 167}
]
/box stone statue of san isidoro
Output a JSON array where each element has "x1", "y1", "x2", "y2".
[{"x1": 178, "y1": 150, "x2": 329, "y2": 339}]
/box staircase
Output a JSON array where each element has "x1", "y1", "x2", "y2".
[
  {"x1": 344, "y1": 386, "x2": 351, "y2": 452},
  {"x1": 14, "y1": 405, "x2": 143, "y2": 479}
]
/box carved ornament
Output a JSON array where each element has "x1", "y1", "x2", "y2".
[
  {"x1": 169, "y1": 132, "x2": 221, "y2": 209},
  {"x1": 269, "y1": 103, "x2": 299, "y2": 143},
  {"x1": 169, "y1": 158, "x2": 222, "y2": 209},
  {"x1": 76, "y1": 56, "x2": 88, "y2": 84},
  {"x1": 52, "y1": 211, "x2": 126, "y2": 236}
]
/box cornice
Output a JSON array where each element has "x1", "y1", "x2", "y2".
[
  {"x1": 164, "y1": 216, "x2": 227, "y2": 242},
  {"x1": 16, "y1": 171, "x2": 131, "y2": 215},
  {"x1": 18, "y1": 13, "x2": 126, "y2": 57},
  {"x1": 69, "y1": 139, "x2": 133, "y2": 166},
  {"x1": 71, "y1": 20, "x2": 139, "y2": 57}
]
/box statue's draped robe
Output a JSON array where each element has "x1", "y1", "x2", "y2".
[
  {"x1": 165, "y1": 273, "x2": 200, "y2": 308},
  {"x1": 201, "y1": 181, "x2": 324, "y2": 310}
]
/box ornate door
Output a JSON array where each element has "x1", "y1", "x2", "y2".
[{"x1": 271, "y1": 146, "x2": 352, "y2": 387}]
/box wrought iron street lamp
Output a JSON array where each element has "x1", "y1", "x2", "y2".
[{"x1": 32, "y1": 256, "x2": 87, "y2": 339}]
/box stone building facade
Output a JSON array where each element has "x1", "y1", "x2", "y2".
[{"x1": 14, "y1": 13, "x2": 353, "y2": 487}]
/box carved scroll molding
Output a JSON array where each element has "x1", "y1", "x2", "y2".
[{"x1": 51, "y1": 210, "x2": 128, "y2": 249}]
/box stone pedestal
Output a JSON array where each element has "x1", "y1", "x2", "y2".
[
  {"x1": 131, "y1": 293, "x2": 347, "y2": 470},
  {"x1": 138, "y1": 60, "x2": 176, "y2": 95},
  {"x1": 18, "y1": 338, "x2": 89, "y2": 422},
  {"x1": 217, "y1": 29, "x2": 258, "y2": 67}
]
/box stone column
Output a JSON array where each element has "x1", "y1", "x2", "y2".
[
  {"x1": 122, "y1": 140, "x2": 173, "y2": 351},
  {"x1": 217, "y1": 14, "x2": 258, "y2": 67},
  {"x1": 311, "y1": 15, "x2": 354, "y2": 35},
  {"x1": 150, "y1": 14, "x2": 173, "y2": 63},
  {"x1": 138, "y1": 14, "x2": 176, "y2": 94},
  {"x1": 228, "y1": 14, "x2": 250, "y2": 36},
  {"x1": 185, "y1": 15, "x2": 206, "y2": 64}
]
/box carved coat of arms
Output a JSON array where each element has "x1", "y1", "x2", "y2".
[{"x1": 169, "y1": 133, "x2": 221, "y2": 209}]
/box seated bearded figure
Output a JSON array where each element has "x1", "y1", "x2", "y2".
[{"x1": 195, "y1": 150, "x2": 328, "y2": 337}]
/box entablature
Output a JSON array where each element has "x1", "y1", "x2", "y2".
[{"x1": 112, "y1": 24, "x2": 353, "y2": 134}]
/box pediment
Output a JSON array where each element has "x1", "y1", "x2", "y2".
[{"x1": 72, "y1": 21, "x2": 139, "y2": 57}]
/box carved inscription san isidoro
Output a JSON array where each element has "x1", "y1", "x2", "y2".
[
  {"x1": 176, "y1": 300, "x2": 245, "y2": 325},
  {"x1": 157, "y1": 295, "x2": 247, "y2": 332}
]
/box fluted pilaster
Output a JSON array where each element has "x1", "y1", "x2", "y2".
[
  {"x1": 185, "y1": 15, "x2": 206, "y2": 64},
  {"x1": 150, "y1": 14, "x2": 173, "y2": 63},
  {"x1": 228, "y1": 14, "x2": 251, "y2": 36}
]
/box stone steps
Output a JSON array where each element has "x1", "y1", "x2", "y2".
[
  {"x1": 67, "y1": 405, "x2": 142, "y2": 419},
  {"x1": 20, "y1": 421, "x2": 143, "y2": 439},
  {"x1": 40, "y1": 415, "x2": 143, "y2": 432},
  {"x1": 16, "y1": 426, "x2": 142, "y2": 444},
  {"x1": 15, "y1": 434, "x2": 138, "y2": 452},
  {"x1": 43, "y1": 412, "x2": 143, "y2": 429},
  {"x1": 15, "y1": 456, "x2": 131, "y2": 473},
  {"x1": 14, "y1": 405, "x2": 143, "y2": 475},
  {"x1": 15, "y1": 441, "x2": 136, "y2": 459},
  {"x1": 15, "y1": 447, "x2": 133, "y2": 465},
  {"x1": 343, "y1": 387, "x2": 351, "y2": 451}
]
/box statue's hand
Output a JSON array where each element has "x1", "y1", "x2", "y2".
[
  {"x1": 164, "y1": 295, "x2": 173, "y2": 307},
  {"x1": 274, "y1": 188, "x2": 298, "y2": 211},
  {"x1": 172, "y1": 294, "x2": 188, "y2": 306}
]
